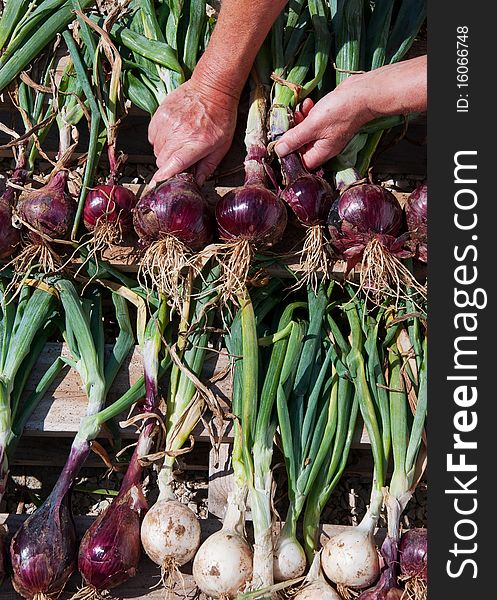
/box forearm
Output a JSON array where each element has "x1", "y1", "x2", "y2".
[
  {"x1": 191, "y1": 0, "x2": 288, "y2": 102},
  {"x1": 346, "y1": 55, "x2": 427, "y2": 123}
]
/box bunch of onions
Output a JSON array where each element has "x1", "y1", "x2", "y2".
[
  {"x1": 270, "y1": 104, "x2": 336, "y2": 289},
  {"x1": 399, "y1": 529, "x2": 427, "y2": 600},
  {"x1": 76, "y1": 300, "x2": 168, "y2": 599},
  {"x1": 133, "y1": 174, "x2": 213, "y2": 305},
  {"x1": 405, "y1": 182, "x2": 427, "y2": 263},
  {"x1": 10, "y1": 283, "x2": 135, "y2": 599},
  {"x1": 141, "y1": 266, "x2": 219, "y2": 588},
  {"x1": 327, "y1": 169, "x2": 424, "y2": 304},
  {"x1": 215, "y1": 81, "x2": 287, "y2": 303}
]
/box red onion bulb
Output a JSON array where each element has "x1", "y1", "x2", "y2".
[
  {"x1": 281, "y1": 174, "x2": 336, "y2": 227},
  {"x1": 215, "y1": 185, "x2": 287, "y2": 247},
  {"x1": 16, "y1": 171, "x2": 75, "y2": 243},
  {"x1": 133, "y1": 174, "x2": 213, "y2": 251},
  {"x1": 0, "y1": 199, "x2": 20, "y2": 260},
  {"x1": 405, "y1": 183, "x2": 427, "y2": 263},
  {"x1": 83, "y1": 184, "x2": 137, "y2": 234},
  {"x1": 399, "y1": 528, "x2": 427, "y2": 583}
]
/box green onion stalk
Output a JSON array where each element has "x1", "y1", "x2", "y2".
[
  {"x1": 9, "y1": 280, "x2": 135, "y2": 600},
  {"x1": 273, "y1": 282, "x2": 341, "y2": 583},
  {"x1": 268, "y1": 0, "x2": 337, "y2": 290},
  {"x1": 320, "y1": 294, "x2": 390, "y2": 594},
  {"x1": 358, "y1": 316, "x2": 427, "y2": 600},
  {"x1": 141, "y1": 262, "x2": 220, "y2": 586},
  {"x1": 301, "y1": 311, "x2": 359, "y2": 563},
  {"x1": 193, "y1": 279, "x2": 283, "y2": 598}
]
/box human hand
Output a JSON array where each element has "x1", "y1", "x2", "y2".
[
  {"x1": 148, "y1": 79, "x2": 238, "y2": 185},
  {"x1": 275, "y1": 56, "x2": 427, "y2": 170},
  {"x1": 274, "y1": 77, "x2": 372, "y2": 171}
]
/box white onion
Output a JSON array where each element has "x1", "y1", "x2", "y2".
[
  {"x1": 294, "y1": 580, "x2": 342, "y2": 600},
  {"x1": 273, "y1": 534, "x2": 307, "y2": 582},
  {"x1": 192, "y1": 529, "x2": 253, "y2": 598},
  {"x1": 321, "y1": 526, "x2": 380, "y2": 589},
  {"x1": 140, "y1": 499, "x2": 201, "y2": 567}
]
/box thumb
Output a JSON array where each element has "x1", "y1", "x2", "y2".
[{"x1": 274, "y1": 114, "x2": 319, "y2": 157}]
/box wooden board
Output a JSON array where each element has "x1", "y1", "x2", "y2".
[{"x1": 0, "y1": 513, "x2": 393, "y2": 600}]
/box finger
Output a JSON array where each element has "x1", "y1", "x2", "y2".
[
  {"x1": 300, "y1": 97, "x2": 314, "y2": 117},
  {"x1": 294, "y1": 110, "x2": 305, "y2": 125},
  {"x1": 194, "y1": 143, "x2": 231, "y2": 185},
  {"x1": 274, "y1": 113, "x2": 321, "y2": 157},
  {"x1": 300, "y1": 138, "x2": 342, "y2": 171},
  {"x1": 152, "y1": 143, "x2": 208, "y2": 183}
]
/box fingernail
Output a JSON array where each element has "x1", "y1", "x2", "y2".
[{"x1": 275, "y1": 142, "x2": 289, "y2": 157}]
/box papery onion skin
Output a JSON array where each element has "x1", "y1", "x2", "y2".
[
  {"x1": 16, "y1": 171, "x2": 76, "y2": 242},
  {"x1": 10, "y1": 492, "x2": 76, "y2": 599},
  {"x1": 327, "y1": 184, "x2": 409, "y2": 271},
  {"x1": 399, "y1": 528, "x2": 427, "y2": 582},
  {"x1": 78, "y1": 484, "x2": 147, "y2": 591},
  {"x1": 0, "y1": 198, "x2": 20, "y2": 260},
  {"x1": 83, "y1": 184, "x2": 137, "y2": 233},
  {"x1": 294, "y1": 580, "x2": 341, "y2": 600},
  {"x1": 405, "y1": 183, "x2": 427, "y2": 263},
  {"x1": 281, "y1": 169, "x2": 336, "y2": 226},
  {"x1": 216, "y1": 185, "x2": 287, "y2": 247},
  {"x1": 140, "y1": 499, "x2": 201, "y2": 568},
  {"x1": 193, "y1": 529, "x2": 253, "y2": 598},
  {"x1": 133, "y1": 174, "x2": 213, "y2": 251}
]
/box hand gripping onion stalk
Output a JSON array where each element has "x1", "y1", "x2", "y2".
[
  {"x1": 405, "y1": 183, "x2": 427, "y2": 263},
  {"x1": 141, "y1": 265, "x2": 219, "y2": 588},
  {"x1": 399, "y1": 529, "x2": 427, "y2": 600},
  {"x1": 270, "y1": 105, "x2": 336, "y2": 290},
  {"x1": 10, "y1": 283, "x2": 134, "y2": 599},
  {"x1": 328, "y1": 169, "x2": 425, "y2": 305},
  {"x1": 133, "y1": 174, "x2": 213, "y2": 305},
  {"x1": 215, "y1": 81, "x2": 287, "y2": 303},
  {"x1": 75, "y1": 300, "x2": 168, "y2": 599}
]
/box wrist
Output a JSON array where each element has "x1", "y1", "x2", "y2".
[{"x1": 191, "y1": 55, "x2": 245, "y2": 105}]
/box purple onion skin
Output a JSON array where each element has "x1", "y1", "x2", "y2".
[
  {"x1": 78, "y1": 444, "x2": 148, "y2": 593},
  {"x1": 0, "y1": 199, "x2": 20, "y2": 260},
  {"x1": 10, "y1": 443, "x2": 89, "y2": 598},
  {"x1": 133, "y1": 173, "x2": 213, "y2": 251},
  {"x1": 327, "y1": 184, "x2": 410, "y2": 271},
  {"x1": 17, "y1": 171, "x2": 76, "y2": 242},
  {"x1": 83, "y1": 184, "x2": 137, "y2": 233},
  {"x1": 400, "y1": 528, "x2": 427, "y2": 583},
  {"x1": 0, "y1": 525, "x2": 7, "y2": 585},
  {"x1": 357, "y1": 535, "x2": 402, "y2": 600},
  {"x1": 279, "y1": 153, "x2": 336, "y2": 226},
  {"x1": 10, "y1": 490, "x2": 76, "y2": 599},
  {"x1": 406, "y1": 183, "x2": 427, "y2": 263},
  {"x1": 216, "y1": 185, "x2": 287, "y2": 247}
]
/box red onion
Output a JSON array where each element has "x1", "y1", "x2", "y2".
[
  {"x1": 10, "y1": 444, "x2": 88, "y2": 599},
  {"x1": 270, "y1": 105, "x2": 336, "y2": 287},
  {"x1": 327, "y1": 182, "x2": 423, "y2": 302},
  {"x1": 216, "y1": 185, "x2": 287, "y2": 247},
  {"x1": 83, "y1": 184, "x2": 137, "y2": 234},
  {"x1": 134, "y1": 173, "x2": 213, "y2": 251},
  {"x1": 405, "y1": 183, "x2": 427, "y2": 263},
  {"x1": 16, "y1": 171, "x2": 75, "y2": 243},
  {"x1": 78, "y1": 450, "x2": 147, "y2": 594},
  {"x1": 0, "y1": 198, "x2": 20, "y2": 260},
  {"x1": 400, "y1": 528, "x2": 427, "y2": 594}
]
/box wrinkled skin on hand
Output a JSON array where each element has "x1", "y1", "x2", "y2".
[{"x1": 148, "y1": 80, "x2": 238, "y2": 184}]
